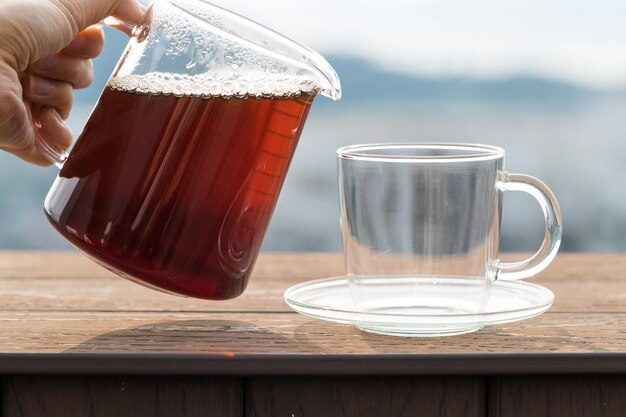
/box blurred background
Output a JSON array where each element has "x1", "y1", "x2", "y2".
[{"x1": 1, "y1": 0, "x2": 626, "y2": 252}]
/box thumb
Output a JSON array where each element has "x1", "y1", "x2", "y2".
[
  {"x1": 110, "y1": 0, "x2": 146, "y2": 25},
  {"x1": 0, "y1": 0, "x2": 144, "y2": 71},
  {"x1": 52, "y1": 0, "x2": 145, "y2": 31}
]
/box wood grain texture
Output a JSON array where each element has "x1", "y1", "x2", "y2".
[
  {"x1": 0, "y1": 310, "x2": 625, "y2": 374},
  {"x1": 0, "y1": 252, "x2": 343, "y2": 312},
  {"x1": 0, "y1": 311, "x2": 624, "y2": 355},
  {"x1": 0, "y1": 252, "x2": 624, "y2": 313},
  {"x1": 246, "y1": 376, "x2": 485, "y2": 417},
  {"x1": 3, "y1": 375, "x2": 243, "y2": 417},
  {"x1": 0, "y1": 252, "x2": 625, "y2": 374},
  {"x1": 488, "y1": 375, "x2": 626, "y2": 417},
  {"x1": 488, "y1": 376, "x2": 549, "y2": 417}
]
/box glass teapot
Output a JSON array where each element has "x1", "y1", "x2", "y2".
[{"x1": 43, "y1": 0, "x2": 341, "y2": 299}]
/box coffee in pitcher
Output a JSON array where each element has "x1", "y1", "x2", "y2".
[{"x1": 45, "y1": 74, "x2": 314, "y2": 299}]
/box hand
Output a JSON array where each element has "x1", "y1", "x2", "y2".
[{"x1": 0, "y1": 0, "x2": 143, "y2": 166}]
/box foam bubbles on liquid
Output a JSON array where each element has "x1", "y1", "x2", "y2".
[
  {"x1": 107, "y1": 72, "x2": 318, "y2": 99},
  {"x1": 109, "y1": 0, "x2": 329, "y2": 100}
]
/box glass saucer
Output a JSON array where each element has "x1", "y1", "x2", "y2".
[{"x1": 284, "y1": 276, "x2": 554, "y2": 337}]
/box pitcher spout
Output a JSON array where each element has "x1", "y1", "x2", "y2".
[
  {"x1": 181, "y1": 0, "x2": 343, "y2": 101},
  {"x1": 120, "y1": 0, "x2": 342, "y2": 101},
  {"x1": 299, "y1": 49, "x2": 342, "y2": 101}
]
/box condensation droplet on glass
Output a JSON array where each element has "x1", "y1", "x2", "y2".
[{"x1": 134, "y1": 25, "x2": 150, "y2": 43}]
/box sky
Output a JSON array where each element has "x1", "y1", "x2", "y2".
[{"x1": 205, "y1": 0, "x2": 626, "y2": 89}]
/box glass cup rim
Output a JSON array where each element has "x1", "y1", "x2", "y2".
[{"x1": 336, "y1": 143, "x2": 505, "y2": 163}]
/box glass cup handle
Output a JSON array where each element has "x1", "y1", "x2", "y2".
[
  {"x1": 496, "y1": 172, "x2": 563, "y2": 280},
  {"x1": 35, "y1": 17, "x2": 137, "y2": 168}
]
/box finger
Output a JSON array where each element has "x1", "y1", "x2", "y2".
[
  {"x1": 24, "y1": 74, "x2": 73, "y2": 120},
  {"x1": 1, "y1": 1, "x2": 145, "y2": 74},
  {"x1": 9, "y1": 106, "x2": 72, "y2": 166},
  {"x1": 62, "y1": 26, "x2": 105, "y2": 59},
  {"x1": 0, "y1": 110, "x2": 50, "y2": 166},
  {"x1": 1, "y1": 144, "x2": 51, "y2": 166},
  {"x1": 0, "y1": 79, "x2": 39, "y2": 163},
  {"x1": 111, "y1": 0, "x2": 145, "y2": 25},
  {"x1": 54, "y1": 0, "x2": 145, "y2": 30},
  {"x1": 35, "y1": 106, "x2": 73, "y2": 159},
  {"x1": 0, "y1": 104, "x2": 66, "y2": 167},
  {"x1": 30, "y1": 55, "x2": 93, "y2": 89}
]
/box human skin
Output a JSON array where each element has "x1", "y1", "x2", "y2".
[{"x1": 0, "y1": 0, "x2": 143, "y2": 165}]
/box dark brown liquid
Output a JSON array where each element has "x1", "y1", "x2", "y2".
[{"x1": 45, "y1": 87, "x2": 314, "y2": 299}]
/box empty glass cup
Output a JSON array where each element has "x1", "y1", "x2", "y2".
[{"x1": 336, "y1": 143, "x2": 562, "y2": 335}]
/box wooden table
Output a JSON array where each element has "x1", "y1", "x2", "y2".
[{"x1": 0, "y1": 252, "x2": 625, "y2": 416}]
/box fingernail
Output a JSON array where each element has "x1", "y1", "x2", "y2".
[
  {"x1": 32, "y1": 55, "x2": 56, "y2": 71},
  {"x1": 30, "y1": 75, "x2": 53, "y2": 96}
]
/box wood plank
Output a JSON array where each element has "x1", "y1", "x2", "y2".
[
  {"x1": 0, "y1": 311, "x2": 624, "y2": 355},
  {"x1": 246, "y1": 376, "x2": 485, "y2": 417},
  {"x1": 2, "y1": 252, "x2": 624, "y2": 281},
  {"x1": 488, "y1": 375, "x2": 626, "y2": 417},
  {"x1": 0, "y1": 252, "x2": 345, "y2": 280},
  {"x1": 0, "y1": 252, "x2": 625, "y2": 375},
  {"x1": 1, "y1": 273, "x2": 621, "y2": 313},
  {"x1": 3, "y1": 375, "x2": 243, "y2": 417},
  {"x1": 0, "y1": 252, "x2": 344, "y2": 313},
  {"x1": 0, "y1": 311, "x2": 625, "y2": 374},
  {"x1": 5, "y1": 310, "x2": 626, "y2": 354},
  {"x1": 488, "y1": 376, "x2": 548, "y2": 417},
  {"x1": 0, "y1": 252, "x2": 624, "y2": 313}
]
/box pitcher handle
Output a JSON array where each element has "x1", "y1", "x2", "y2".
[
  {"x1": 100, "y1": 16, "x2": 136, "y2": 36},
  {"x1": 496, "y1": 172, "x2": 563, "y2": 280},
  {"x1": 35, "y1": 135, "x2": 69, "y2": 169},
  {"x1": 35, "y1": 17, "x2": 137, "y2": 168}
]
